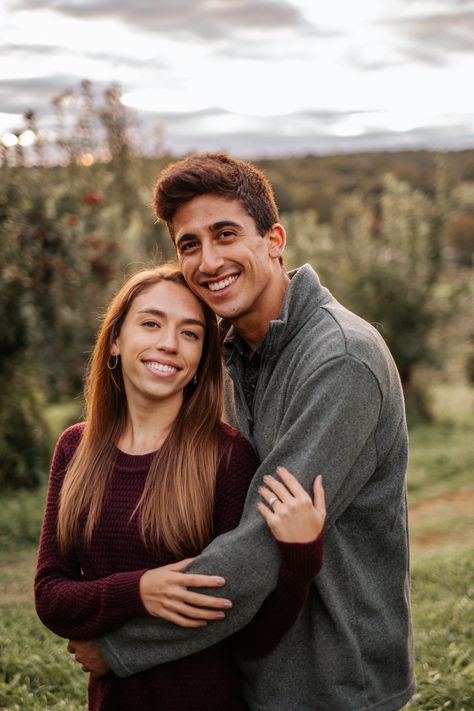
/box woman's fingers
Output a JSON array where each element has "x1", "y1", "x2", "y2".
[
  {"x1": 174, "y1": 571, "x2": 227, "y2": 589},
  {"x1": 161, "y1": 611, "x2": 208, "y2": 628},
  {"x1": 179, "y1": 589, "x2": 232, "y2": 610},
  {"x1": 275, "y1": 466, "x2": 310, "y2": 498},
  {"x1": 166, "y1": 598, "x2": 228, "y2": 620},
  {"x1": 261, "y1": 474, "x2": 292, "y2": 503},
  {"x1": 167, "y1": 557, "x2": 196, "y2": 571},
  {"x1": 313, "y1": 474, "x2": 326, "y2": 516}
]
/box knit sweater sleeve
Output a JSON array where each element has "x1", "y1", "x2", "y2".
[{"x1": 34, "y1": 426, "x2": 148, "y2": 640}]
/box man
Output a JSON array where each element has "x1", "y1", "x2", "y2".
[{"x1": 71, "y1": 152, "x2": 415, "y2": 710}]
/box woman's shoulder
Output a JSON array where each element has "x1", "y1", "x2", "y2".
[
  {"x1": 218, "y1": 421, "x2": 251, "y2": 449},
  {"x1": 217, "y1": 422, "x2": 259, "y2": 472},
  {"x1": 55, "y1": 422, "x2": 85, "y2": 457}
]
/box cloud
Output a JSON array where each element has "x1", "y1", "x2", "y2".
[
  {"x1": 0, "y1": 75, "x2": 112, "y2": 120},
  {"x1": 10, "y1": 0, "x2": 310, "y2": 39},
  {"x1": 1, "y1": 42, "x2": 169, "y2": 68},
  {"x1": 386, "y1": 7, "x2": 474, "y2": 65}
]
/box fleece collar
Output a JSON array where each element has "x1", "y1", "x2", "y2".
[{"x1": 222, "y1": 264, "x2": 331, "y2": 362}]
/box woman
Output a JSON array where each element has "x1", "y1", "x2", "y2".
[{"x1": 35, "y1": 266, "x2": 325, "y2": 711}]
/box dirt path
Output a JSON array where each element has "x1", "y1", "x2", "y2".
[{"x1": 409, "y1": 486, "x2": 474, "y2": 549}]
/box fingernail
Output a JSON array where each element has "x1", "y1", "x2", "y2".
[
  {"x1": 223, "y1": 600, "x2": 233, "y2": 608},
  {"x1": 216, "y1": 577, "x2": 226, "y2": 585}
]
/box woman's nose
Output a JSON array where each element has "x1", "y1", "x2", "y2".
[{"x1": 157, "y1": 328, "x2": 178, "y2": 352}]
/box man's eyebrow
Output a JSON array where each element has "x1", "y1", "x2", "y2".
[
  {"x1": 137, "y1": 308, "x2": 205, "y2": 329},
  {"x1": 210, "y1": 220, "x2": 242, "y2": 231},
  {"x1": 176, "y1": 220, "x2": 243, "y2": 247}
]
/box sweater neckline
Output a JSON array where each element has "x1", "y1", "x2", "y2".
[{"x1": 113, "y1": 447, "x2": 157, "y2": 471}]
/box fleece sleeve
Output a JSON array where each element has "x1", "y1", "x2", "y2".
[
  {"x1": 234, "y1": 532, "x2": 324, "y2": 658},
  {"x1": 34, "y1": 434, "x2": 148, "y2": 640},
  {"x1": 98, "y1": 355, "x2": 382, "y2": 677}
]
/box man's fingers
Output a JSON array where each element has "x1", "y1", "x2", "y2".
[{"x1": 313, "y1": 474, "x2": 326, "y2": 515}]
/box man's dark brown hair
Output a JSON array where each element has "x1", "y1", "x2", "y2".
[{"x1": 152, "y1": 151, "x2": 280, "y2": 239}]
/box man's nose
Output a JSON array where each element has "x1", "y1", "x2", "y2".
[{"x1": 199, "y1": 243, "x2": 224, "y2": 274}]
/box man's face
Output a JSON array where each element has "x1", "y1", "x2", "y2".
[{"x1": 172, "y1": 194, "x2": 283, "y2": 324}]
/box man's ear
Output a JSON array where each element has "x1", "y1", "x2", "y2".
[{"x1": 266, "y1": 223, "x2": 286, "y2": 260}]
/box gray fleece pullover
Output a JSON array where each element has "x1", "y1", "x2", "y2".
[{"x1": 99, "y1": 265, "x2": 415, "y2": 711}]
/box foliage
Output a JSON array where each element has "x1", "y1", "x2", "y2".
[
  {"x1": 1, "y1": 80, "x2": 473, "y2": 486},
  {"x1": 0, "y1": 87, "x2": 173, "y2": 487},
  {"x1": 0, "y1": 366, "x2": 50, "y2": 489},
  {"x1": 283, "y1": 173, "x2": 469, "y2": 419}
]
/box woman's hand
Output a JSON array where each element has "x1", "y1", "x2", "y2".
[
  {"x1": 257, "y1": 467, "x2": 326, "y2": 543},
  {"x1": 139, "y1": 558, "x2": 233, "y2": 628}
]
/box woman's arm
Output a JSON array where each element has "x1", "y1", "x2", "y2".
[
  {"x1": 35, "y1": 430, "x2": 148, "y2": 640},
  {"x1": 234, "y1": 469, "x2": 325, "y2": 658},
  {"x1": 36, "y1": 428, "x2": 235, "y2": 640}
]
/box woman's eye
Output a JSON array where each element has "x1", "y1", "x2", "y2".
[
  {"x1": 180, "y1": 240, "x2": 198, "y2": 253},
  {"x1": 182, "y1": 330, "x2": 200, "y2": 340},
  {"x1": 143, "y1": 321, "x2": 159, "y2": 328}
]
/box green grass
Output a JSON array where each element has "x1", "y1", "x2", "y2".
[
  {"x1": 405, "y1": 548, "x2": 474, "y2": 710},
  {"x1": 0, "y1": 603, "x2": 87, "y2": 710},
  {"x1": 407, "y1": 419, "x2": 474, "y2": 504},
  {"x1": 0, "y1": 389, "x2": 473, "y2": 710}
]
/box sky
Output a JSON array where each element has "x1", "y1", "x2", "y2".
[{"x1": 1, "y1": 0, "x2": 474, "y2": 158}]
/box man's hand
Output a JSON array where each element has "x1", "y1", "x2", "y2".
[{"x1": 67, "y1": 639, "x2": 110, "y2": 678}]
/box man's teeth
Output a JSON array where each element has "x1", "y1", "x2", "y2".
[
  {"x1": 208, "y1": 275, "x2": 238, "y2": 292},
  {"x1": 147, "y1": 362, "x2": 178, "y2": 373}
]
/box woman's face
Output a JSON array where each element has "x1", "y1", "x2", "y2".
[{"x1": 112, "y1": 280, "x2": 206, "y2": 409}]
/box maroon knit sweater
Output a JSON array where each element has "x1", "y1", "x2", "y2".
[{"x1": 35, "y1": 423, "x2": 323, "y2": 711}]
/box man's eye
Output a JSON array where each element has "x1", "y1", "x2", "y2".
[{"x1": 219, "y1": 230, "x2": 234, "y2": 239}]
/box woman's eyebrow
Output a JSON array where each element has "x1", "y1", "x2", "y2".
[{"x1": 137, "y1": 308, "x2": 205, "y2": 329}]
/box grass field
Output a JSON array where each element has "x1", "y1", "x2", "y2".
[{"x1": 1, "y1": 386, "x2": 473, "y2": 710}]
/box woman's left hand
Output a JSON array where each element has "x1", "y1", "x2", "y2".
[{"x1": 257, "y1": 467, "x2": 326, "y2": 543}]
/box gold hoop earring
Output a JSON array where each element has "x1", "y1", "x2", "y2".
[{"x1": 107, "y1": 354, "x2": 119, "y2": 370}]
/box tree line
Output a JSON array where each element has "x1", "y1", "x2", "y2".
[{"x1": 1, "y1": 80, "x2": 473, "y2": 489}]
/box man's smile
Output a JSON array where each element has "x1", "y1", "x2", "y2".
[{"x1": 204, "y1": 274, "x2": 240, "y2": 293}]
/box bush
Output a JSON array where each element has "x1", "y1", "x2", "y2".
[{"x1": 0, "y1": 365, "x2": 50, "y2": 490}]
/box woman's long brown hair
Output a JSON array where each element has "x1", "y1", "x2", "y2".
[{"x1": 57, "y1": 266, "x2": 223, "y2": 557}]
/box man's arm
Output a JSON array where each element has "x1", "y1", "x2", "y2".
[{"x1": 99, "y1": 356, "x2": 383, "y2": 677}]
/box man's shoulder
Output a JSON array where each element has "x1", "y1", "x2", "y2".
[{"x1": 291, "y1": 295, "x2": 388, "y2": 362}]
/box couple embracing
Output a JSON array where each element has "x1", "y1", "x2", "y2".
[{"x1": 35, "y1": 152, "x2": 415, "y2": 710}]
